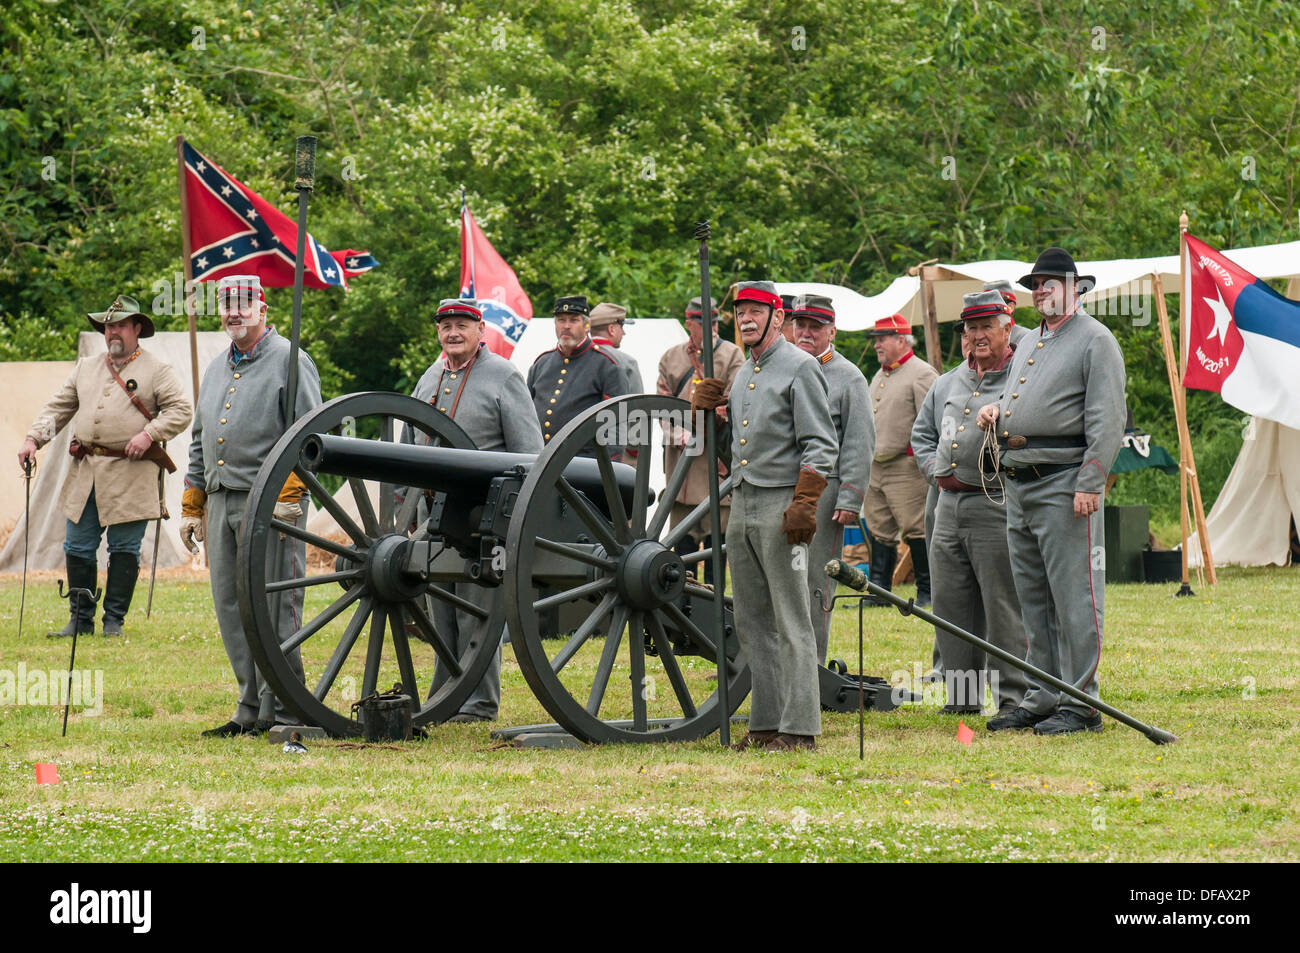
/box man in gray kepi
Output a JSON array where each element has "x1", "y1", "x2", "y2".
[
  {"x1": 788, "y1": 293, "x2": 873, "y2": 666},
  {"x1": 182, "y1": 274, "x2": 322, "y2": 738},
  {"x1": 977, "y1": 248, "x2": 1126, "y2": 735},
  {"x1": 691, "y1": 281, "x2": 837, "y2": 752},
  {"x1": 913, "y1": 291, "x2": 1028, "y2": 716},
  {"x1": 411, "y1": 298, "x2": 544, "y2": 721}
]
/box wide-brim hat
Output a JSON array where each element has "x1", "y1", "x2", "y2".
[
  {"x1": 590, "y1": 302, "x2": 633, "y2": 329},
  {"x1": 685, "y1": 295, "x2": 719, "y2": 321},
  {"x1": 87, "y1": 294, "x2": 154, "y2": 338},
  {"x1": 866, "y1": 313, "x2": 910, "y2": 336},
  {"x1": 959, "y1": 290, "x2": 1013, "y2": 323},
  {"x1": 790, "y1": 294, "x2": 835, "y2": 325},
  {"x1": 733, "y1": 281, "x2": 781, "y2": 310},
  {"x1": 553, "y1": 295, "x2": 590, "y2": 317},
  {"x1": 436, "y1": 298, "x2": 483, "y2": 322},
  {"x1": 1018, "y1": 247, "x2": 1095, "y2": 294}
]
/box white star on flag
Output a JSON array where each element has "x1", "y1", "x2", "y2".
[
  {"x1": 196, "y1": 256, "x2": 208, "y2": 269},
  {"x1": 1203, "y1": 288, "x2": 1233, "y2": 345},
  {"x1": 220, "y1": 185, "x2": 232, "y2": 197},
  {"x1": 245, "y1": 208, "x2": 257, "y2": 220},
  {"x1": 222, "y1": 246, "x2": 234, "y2": 258},
  {"x1": 347, "y1": 257, "x2": 358, "y2": 267},
  {"x1": 196, "y1": 161, "x2": 206, "y2": 172},
  {"x1": 250, "y1": 239, "x2": 259, "y2": 248},
  {"x1": 324, "y1": 266, "x2": 336, "y2": 278}
]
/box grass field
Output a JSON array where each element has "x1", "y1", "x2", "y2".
[{"x1": 1, "y1": 565, "x2": 1297, "y2": 862}]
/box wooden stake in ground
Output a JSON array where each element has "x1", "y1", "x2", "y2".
[
  {"x1": 1153, "y1": 268, "x2": 1216, "y2": 586},
  {"x1": 908, "y1": 259, "x2": 943, "y2": 373}
]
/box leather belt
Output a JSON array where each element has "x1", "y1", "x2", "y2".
[
  {"x1": 937, "y1": 477, "x2": 982, "y2": 493},
  {"x1": 1002, "y1": 462, "x2": 1079, "y2": 482},
  {"x1": 997, "y1": 434, "x2": 1087, "y2": 450},
  {"x1": 69, "y1": 439, "x2": 177, "y2": 473}
]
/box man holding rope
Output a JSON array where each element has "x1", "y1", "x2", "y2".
[
  {"x1": 976, "y1": 248, "x2": 1126, "y2": 735},
  {"x1": 913, "y1": 291, "x2": 1029, "y2": 716}
]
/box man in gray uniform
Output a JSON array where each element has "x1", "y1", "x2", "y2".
[
  {"x1": 912, "y1": 325, "x2": 972, "y2": 681},
  {"x1": 590, "y1": 302, "x2": 643, "y2": 393},
  {"x1": 692, "y1": 281, "x2": 837, "y2": 752},
  {"x1": 977, "y1": 248, "x2": 1126, "y2": 735},
  {"x1": 789, "y1": 294, "x2": 873, "y2": 666},
  {"x1": 412, "y1": 299, "x2": 544, "y2": 721},
  {"x1": 527, "y1": 295, "x2": 627, "y2": 454},
  {"x1": 181, "y1": 275, "x2": 322, "y2": 738},
  {"x1": 913, "y1": 291, "x2": 1029, "y2": 715}
]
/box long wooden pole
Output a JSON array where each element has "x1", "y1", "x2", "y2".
[
  {"x1": 1152, "y1": 272, "x2": 1215, "y2": 585},
  {"x1": 175, "y1": 136, "x2": 200, "y2": 400},
  {"x1": 920, "y1": 265, "x2": 942, "y2": 373}
]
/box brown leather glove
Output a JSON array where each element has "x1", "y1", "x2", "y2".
[
  {"x1": 689, "y1": 377, "x2": 727, "y2": 422},
  {"x1": 781, "y1": 469, "x2": 828, "y2": 545}
]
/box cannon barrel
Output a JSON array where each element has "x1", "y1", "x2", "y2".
[{"x1": 299, "y1": 434, "x2": 635, "y2": 510}]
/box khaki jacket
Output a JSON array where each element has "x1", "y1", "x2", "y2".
[
  {"x1": 28, "y1": 349, "x2": 193, "y2": 525},
  {"x1": 657, "y1": 337, "x2": 745, "y2": 506},
  {"x1": 868, "y1": 351, "x2": 939, "y2": 459}
]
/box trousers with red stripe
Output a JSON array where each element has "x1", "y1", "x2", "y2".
[{"x1": 1004, "y1": 468, "x2": 1105, "y2": 718}]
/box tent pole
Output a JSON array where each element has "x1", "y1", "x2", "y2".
[
  {"x1": 1154, "y1": 270, "x2": 1216, "y2": 586},
  {"x1": 920, "y1": 265, "x2": 942, "y2": 373}
]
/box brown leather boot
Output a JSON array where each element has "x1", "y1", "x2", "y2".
[
  {"x1": 762, "y1": 733, "x2": 817, "y2": 752},
  {"x1": 731, "y1": 730, "x2": 779, "y2": 751}
]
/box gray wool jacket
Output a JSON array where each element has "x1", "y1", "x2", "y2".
[
  {"x1": 817, "y1": 348, "x2": 874, "y2": 511},
  {"x1": 915, "y1": 351, "x2": 1018, "y2": 488},
  {"x1": 993, "y1": 309, "x2": 1127, "y2": 494},
  {"x1": 186, "y1": 327, "x2": 322, "y2": 494},
  {"x1": 411, "y1": 345, "x2": 543, "y2": 453},
  {"x1": 726, "y1": 337, "x2": 838, "y2": 488}
]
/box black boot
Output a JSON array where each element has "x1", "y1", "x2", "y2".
[
  {"x1": 907, "y1": 537, "x2": 931, "y2": 608},
  {"x1": 865, "y1": 531, "x2": 897, "y2": 606},
  {"x1": 102, "y1": 552, "x2": 140, "y2": 637},
  {"x1": 48, "y1": 554, "x2": 97, "y2": 638}
]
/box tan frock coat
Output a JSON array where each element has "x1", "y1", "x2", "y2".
[{"x1": 27, "y1": 349, "x2": 193, "y2": 525}]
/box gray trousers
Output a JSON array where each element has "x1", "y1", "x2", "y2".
[
  {"x1": 206, "y1": 489, "x2": 306, "y2": 727},
  {"x1": 806, "y1": 477, "x2": 844, "y2": 666},
  {"x1": 728, "y1": 482, "x2": 821, "y2": 737},
  {"x1": 924, "y1": 484, "x2": 941, "y2": 672},
  {"x1": 930, "y1": 491, "x2": 1028, "y2": 711},
  {"x1": 1005, "y1": 469, "x2": 1105, "y2": 717},
  {"x1": 429, "y1": 582, "x2": 504, "y2": 719}
]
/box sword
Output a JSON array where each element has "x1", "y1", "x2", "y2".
[
  {"x1": 146, "y1": 463, "x2": 165, "y2": 619},
  {"x1": 18, "y1": 457, "x2": 33, "y2": 639},
  {"x1": 57, "y1": 578, "x2": 100, "y2": 737}
]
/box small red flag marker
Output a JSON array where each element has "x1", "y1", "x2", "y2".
[
  {"x1": 957, "y1": 721, "x2": 974, "y2": 746},
  {"x1": 35, "y1": 763, "x2": 60, "y2": 785}
]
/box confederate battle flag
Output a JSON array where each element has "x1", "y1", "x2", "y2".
[
  {"x1": 1182, "y1": 233, "x2": 1300, "y2": 430},
  {"x1": 459, "y1": 195, "x2": 532, "y2": 357},
  {"x1": 182, "y1": 140, "x2": 378, "y2": 289}
]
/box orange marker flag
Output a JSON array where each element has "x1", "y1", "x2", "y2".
[
  {"x1": 35, "y1": 763, "x2": 60, "y2": 785},
  {"x1": 957, "y1": 721, "x2": 974, "y2": 746}
]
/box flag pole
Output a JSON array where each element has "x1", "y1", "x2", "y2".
[
  {"x1": 175, "y1": 135, "x2": 200, "y2": 400},
  {"x1": 1152, "y1": 269, "x2": 1215, "y2": 589}
]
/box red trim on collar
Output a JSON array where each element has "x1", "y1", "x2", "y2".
[
  {"x1": 885, "y1": 350, "x2": 914, "y2": 371},
  {"x1": 817, "y1": 348, "x2": 834, "y2": 365},
  {"x1": 592, "y1": 336, "x2": 615, "y2": 348}
]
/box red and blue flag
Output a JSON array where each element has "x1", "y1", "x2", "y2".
[
  {"x1": 1183, "y1": 234, "x2": 1300, "y2": 430},
  {"x1": 459, "y1": 197, "x2": 531, "y2": 357},
  {"x1": 182, "y1": 140, "x2": 377, "y2": 290}
]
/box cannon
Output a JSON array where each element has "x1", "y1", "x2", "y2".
[
  {"x1": 237, "y1": 391, "x2": 897, "y2": 744},
  {"x1": 236, "y1": 391, "x2": 755, "y2": 743}
]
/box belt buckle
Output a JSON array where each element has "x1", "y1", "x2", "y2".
[
  {"x1": 92, "y1": 446, "x2": 106, "y2": 456},
  {"x1": 1005, "y1": 467, "x2": 1017, "y2": 480}
]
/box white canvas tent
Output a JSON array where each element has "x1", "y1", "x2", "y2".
[
  {"x1": 0, "y1": 331, "x2": 229, "y2": 573},
  {"x1": 1189, "y1": 419, "x2": 1300, "y2": 568},
  {"x1": 776, "y1": 238, "x2": 1300, "y2": 330}
]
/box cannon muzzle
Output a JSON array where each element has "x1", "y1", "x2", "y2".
[{"x1": 300, "y1": 434, "x2": 635, "y2": 511}]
